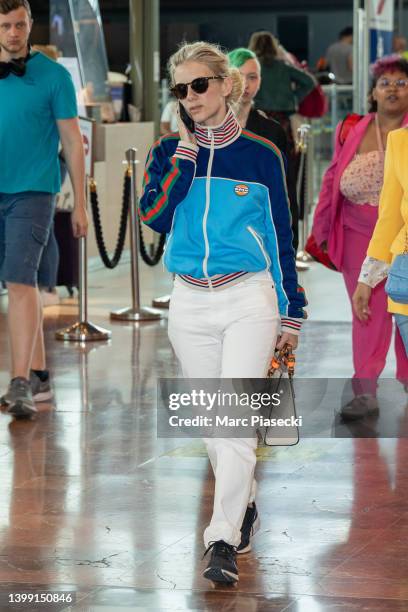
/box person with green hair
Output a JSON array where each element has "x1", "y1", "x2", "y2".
[{"x1": 228, "y1": 46, "x2": 299, "y2": 250}]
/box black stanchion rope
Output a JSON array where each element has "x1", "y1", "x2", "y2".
[
  {"x1": 90, "y1": 170, "x2": 166, "y2": 269},
  {"x1": 90, "y1": 173, "x2": 130, "y2": 269},
  {"x1": 138, "y1": 217, "x2": 166, "y2": 267}
]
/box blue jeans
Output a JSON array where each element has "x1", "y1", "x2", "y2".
[
  {"x1": 394, "y1": 314, "x2": 408, "y2": 357},
  {"x1": 0, "y1": 191, "x2": 55, "y2": 287}
]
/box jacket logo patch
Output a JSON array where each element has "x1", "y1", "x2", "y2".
[{"x1": 234, "y1": 184, "x2": 249, "y2": 197}]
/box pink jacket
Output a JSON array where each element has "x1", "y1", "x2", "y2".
[{"x1": 312, "y1": 112, "x2": 408, "y2": 271}]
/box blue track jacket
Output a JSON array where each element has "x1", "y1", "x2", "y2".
[{"x1": 139, "y1": 109, "x2": 305, "y2": 334}]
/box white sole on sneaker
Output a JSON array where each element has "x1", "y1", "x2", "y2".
[
  {"x1": 33, "y1": 390, "x2": 53, "y2": 403},
  {"x1": 2, "y1": 391, "x2": 52, "y2": 404},
  {"x1": 8, "y1": 401, "x2": 38, "y2": 418},
  {"x1": 237, "y1": 543, "x2": 251, "y2": 554}
]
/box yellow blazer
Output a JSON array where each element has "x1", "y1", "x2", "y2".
[{"x1": 367, "y1": 127, "x2": 408, "y2": 315}]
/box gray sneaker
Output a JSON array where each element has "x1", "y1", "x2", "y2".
[
  {"x1": 340, "y1": 394, "x2": 379, "y2": 421},
  {"x1": 6, "y1": 377, "x2": 37, "y2": 418},
  {"x1": 1, "y1": 371, "x2": 52, "y2": 406},
  {"x1": 29, "y1": 370, "x2": 53, "y2": 402}
]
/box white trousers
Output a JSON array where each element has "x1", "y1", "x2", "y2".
[{"x1": 168, "y1": 275, "x2": 280, "y2": 547}]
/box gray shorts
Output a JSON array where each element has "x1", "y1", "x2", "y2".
[{"x1": 0, "y1": 191, "x2": 56, "y2": 287}]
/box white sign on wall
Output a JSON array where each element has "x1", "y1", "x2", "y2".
[
  {"x1": 367, "y1": 0, "x2": 394, "y2": 61},
  {"x1": 58, "y1": 56, "x2": 86, "y2": 116},
  {"x1": 79, "y1": 116, "x2": 94, "y2": 177}
]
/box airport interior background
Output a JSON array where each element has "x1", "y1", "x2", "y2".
[{"x1": 1, "y1": 1, "x2": 408, "y2": 611}]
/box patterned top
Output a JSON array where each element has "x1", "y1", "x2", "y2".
[
  {"x1": 340, "y1": 113, "x2": 385, "y2": 207},
  {"x1": 340, "y1": 150, "x2": 385, "y2": 206}
]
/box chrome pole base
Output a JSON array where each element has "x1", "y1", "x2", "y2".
[
  {"x1": 110, "y1": 306, "x2": 163, "y2": 321},
  {"x1": 296, "y1": 261, "x2": 310, "y2": 272},
  {"x1": 296, "y1": 250, "x2": 313, "y2": 263},
  {"x1": 152, "y1": 294, "x2": 170, "y2": 309},
  {"x1": 55, "y1": 321, "x2": 112, "y2": 342}
]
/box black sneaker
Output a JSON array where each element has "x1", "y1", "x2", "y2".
[
  {"x1": 237, "y1": 502, "x2": 260, "y2": 554},
  {"x1": 203, "y1": 540, "x2": 238, "y2": 584}
]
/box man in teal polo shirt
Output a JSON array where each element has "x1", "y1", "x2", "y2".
[{"x1": 0, "y1": 0, "x2": 88, "y2": 418}]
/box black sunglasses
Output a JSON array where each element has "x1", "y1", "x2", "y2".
[{"x1": 170, "y1": 76, "x2": 224, "y2": 100}]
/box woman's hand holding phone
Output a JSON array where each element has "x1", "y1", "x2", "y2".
[{"x1": 176, "y1": 103, "x2": 197, "y2": 145}]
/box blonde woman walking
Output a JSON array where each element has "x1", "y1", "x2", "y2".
[{"x1": 140, "y1": 41, "x2": 304, "y2": 584}]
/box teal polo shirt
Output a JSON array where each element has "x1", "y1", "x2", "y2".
[{"x1": 0, "y1": 51, "x2": 78, "y2": 194}]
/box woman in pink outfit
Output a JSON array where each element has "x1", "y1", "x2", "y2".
[{"x1": 312, "y1": 56, "x2": 408, "y2": 420}]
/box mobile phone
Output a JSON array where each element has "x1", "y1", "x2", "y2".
[{"x1": 179, "y1": 102, "x2": 195, "y2": 133}]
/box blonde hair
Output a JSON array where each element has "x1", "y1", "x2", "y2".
[{"x1": 168, "y1": 41, "x2": 244, "y2": 106}]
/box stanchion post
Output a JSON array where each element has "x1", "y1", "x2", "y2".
[
  {"x1": 129, "y1": 148, "x2": 142, "y2": 311},
  {"x1": 303, "y1": 123, "x2": 315, "y2": 247},
  {"x1": 111, "y1": 148, "x2": 162, "y2": 321},
  {"x1": 79, "y1": 234, "x2": 87, "y2": 322},
  {"x1": 296, "y1": 124, "x2": 313, "y2": 267},
  {"x1": 55, "y1": 181, "x2": 112, "y2": 342}
]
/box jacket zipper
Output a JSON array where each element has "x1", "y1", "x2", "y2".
[
  {"x1": 247, "y1": 226, "x2": 271, "y2": 269},
  {"x1": 163, "y1": 214, "x2": 177, "y2": 268},
  {"x1": 202, "y1": 130, "x2": 215, "y2": 289}
]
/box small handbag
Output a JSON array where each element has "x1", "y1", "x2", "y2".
[
  {"x1": 261, "y1": 345, "x2": 299, "y2": 447},
  {"x1": 385, "y1": 231, "x2": 408, "y2": 304}
]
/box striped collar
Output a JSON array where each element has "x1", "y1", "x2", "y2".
[{"x1": 195, "y1": 107, "x2": 242, "y2": 149}]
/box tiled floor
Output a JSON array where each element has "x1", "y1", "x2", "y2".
[{"x1": 0, "y1": 260, "x2": 407, "y2": 611}]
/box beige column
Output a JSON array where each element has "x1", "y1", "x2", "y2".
[{"x1": 129, "y1": 0, "x2": 160, "y2": 133}]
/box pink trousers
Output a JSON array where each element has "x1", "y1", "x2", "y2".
[{"x1": 342, "y1": 203, "x2": 408, "y2": 395}]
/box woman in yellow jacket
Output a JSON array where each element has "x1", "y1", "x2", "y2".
[{"x1": 353, "y1": 126, "x2": 408, "y2": 358}]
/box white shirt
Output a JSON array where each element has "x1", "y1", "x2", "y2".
[
  {"x1": 359, "y1": 256, "x2": 390, "y2": 288},
  {"x1": 161, "y1": 100, "x2": 178, "y2": 133}
]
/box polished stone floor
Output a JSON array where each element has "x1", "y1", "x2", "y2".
[{"x1": 0, "y1": 261, "x2": 407, "y2": 611}]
